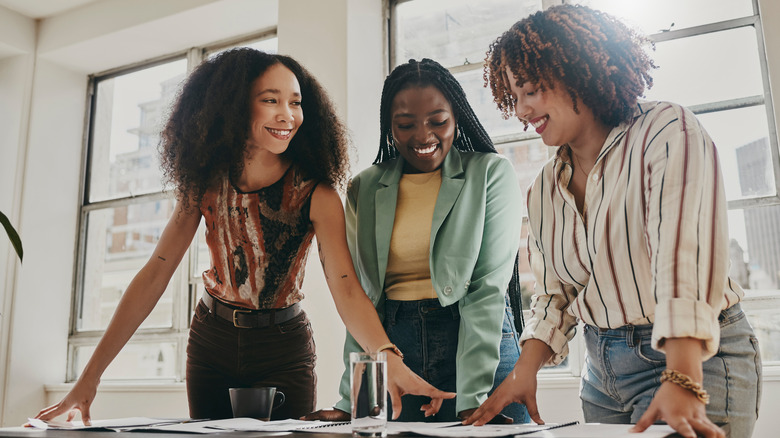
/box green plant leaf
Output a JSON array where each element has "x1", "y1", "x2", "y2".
[{"x1": 0, "y1": 210, "x2": 23, "y2": 262}]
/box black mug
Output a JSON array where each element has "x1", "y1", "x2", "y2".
[{"x1": 229, "y1": 387, "x2": 286, "y2": 421}]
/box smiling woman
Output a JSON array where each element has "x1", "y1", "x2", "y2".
[
  {"x1": 304, "y1": 58, "x2": 529, "y2": 425},
  {"x1": 388, "y1": 85, "x2": 454, "y2": 173}
]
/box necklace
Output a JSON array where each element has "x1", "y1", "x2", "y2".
[{"x1": 573, "y1": 153, "x2": 591, "y2": 178}]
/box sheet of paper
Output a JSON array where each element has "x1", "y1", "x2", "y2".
[
  {"x1": 296, "y1": 421, "x2": 462, "y2": 434},
  {"x1": 26, "y1": 417, "x2": 185, "y2": 431},
  {"x1": 405, "y1": 423, "x2": 559, "y2": 437},
  {"x1": 518, "y1": 423, "x2": 676, "y2": 437}
]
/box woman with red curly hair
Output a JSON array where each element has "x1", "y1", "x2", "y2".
[
  {"x1": 35, "y1": 48, "x2": 452, "y2": 424},
  {"x1": 465, "y1": 5, "x2": 760, "y2": 438}
]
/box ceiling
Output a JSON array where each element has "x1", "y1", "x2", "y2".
[{"x1": 0, "y1": 0, "x2": 100, "y2": 19}]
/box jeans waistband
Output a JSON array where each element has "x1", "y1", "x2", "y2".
[{"x1": 384, "y1": 298, "x2": 459, "y2": 325}]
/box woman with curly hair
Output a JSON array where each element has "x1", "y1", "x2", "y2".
[
  {"x1": 465, "y1": 5, "x2": 760, "y2": 438},
  {"x1": 35, "y1": 48, "x2": 452, "y2": 423}
]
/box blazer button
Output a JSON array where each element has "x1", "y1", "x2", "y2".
[{"x1": 443, "y1": 286, "x2": 453, "y2": 296}]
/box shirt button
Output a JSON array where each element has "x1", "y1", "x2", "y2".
[
  {"x1": 591, "y1": 174, "x2": 599, "y2": 182},
  {"x1": 443, "y1": 286, "x2": 453, "y2": 296}
]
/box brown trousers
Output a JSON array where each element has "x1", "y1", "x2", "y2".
[{"x1": 186, "y1": 300, "x2": 317, "y2": 420}]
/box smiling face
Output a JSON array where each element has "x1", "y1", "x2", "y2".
[
  {"x1": 505, "y1": 65, "x2": 598, "y2": 149},
  {"x1": 247, "y1": 63, "x2": 303, "y2": 155},
  {"x1": 390, "y1": 85, "x2": 455, "y2": 174}
]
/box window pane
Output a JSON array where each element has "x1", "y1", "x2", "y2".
[
  {"x1": 79, "y1": 200, "x2": 177, "y2": 331},
  {"x1": 729, "y1": 206, "x2": 780, "y2": 290},
  {"x1": 742, "y1": 297, "x2": 780, "y2": 364},
  {"x1": 75, "y1": 342, "x2": 179, "y2": 380},
  {"x1": 697, "y1": 107, "x2": 775, "y2": 201},
  {"x1": 89, "y1": 59, "x2": 187, "y2": 202},
  {"x1": 645, "y1": 27, "x2": 764, "y2": 107},
  {"x1": 496, "y1": 139, "x2": 551, "y2": 206},
  {"x1": 394, "y1": 0, "x2": 542, "y2": 68},
  {"x1": 456, "y1": 68, "x2": 527, "y2": 138},
  {"x1": 573, "y1": 0, "x2": 753, "y2": 35}
]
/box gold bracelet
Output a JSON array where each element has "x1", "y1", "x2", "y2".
[
  {"x1": 375, "y1": 342, "x2": 404, "y2": 359},
  {"x1": 660, "y1": 369, "x2": 710, "y2": 405}
]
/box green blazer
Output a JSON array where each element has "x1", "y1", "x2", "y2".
[{"x1": 335, "y1": 147, "x2": 522, "y2": 414}]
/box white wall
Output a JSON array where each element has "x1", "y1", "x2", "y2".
[{"x1": 1, "y1": 0, "x2": 779, "y2": 436}]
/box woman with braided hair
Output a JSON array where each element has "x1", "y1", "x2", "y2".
[
  {"x1": 465, "y1": 5, "x2": 760, "y2": 438},
  {"x1": 305, "y1": 58, "x2": 529, "y2": 423}
]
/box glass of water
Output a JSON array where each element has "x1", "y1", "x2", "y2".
[{"x1": 350, "y1": 351, "x2": 387, "y2": 437}]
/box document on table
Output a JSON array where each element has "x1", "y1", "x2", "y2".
[
  {"x1": 516, "y1": 423, "x2": 677, "y2": 437},
  {"x1": 26, "y1": 417, "x2": 189, "y2": 431}
]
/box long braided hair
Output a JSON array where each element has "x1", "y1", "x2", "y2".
[{"x1": 375, "y1": 58, "x2": 525, "y2": 333}]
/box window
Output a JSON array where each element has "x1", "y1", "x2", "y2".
[
  {"x1": 391, "y1": 0, "x2": 780, "y2": 374},
  {"x1": 70, "y1": 33, "x2": 278, "y2": 382}
]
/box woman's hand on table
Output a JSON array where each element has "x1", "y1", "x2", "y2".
[
  {"x1": 631, "y1": 381, "x2": 724, "y2": 438},
  {"x1": 34, "y1": 377, "x2": 98, "y2": 425},
  {"x1": 458, "y1": 408, "x2": 513, "y2": 424},
  {"x1": 386, "y1": 352, "x2": 455, "y2": 419}
]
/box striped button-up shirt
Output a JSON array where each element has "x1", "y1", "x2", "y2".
[{"x1": 520, "y1": 100, "x2": 744, "y2": 364}]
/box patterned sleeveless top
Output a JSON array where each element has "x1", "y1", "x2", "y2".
[{"x1": 200, "y1": 166, "x2": 317, "y2": 309}]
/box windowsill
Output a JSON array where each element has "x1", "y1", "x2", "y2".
[{"x1": 45, "y1": 381, "x2": 186, "y2": 393}]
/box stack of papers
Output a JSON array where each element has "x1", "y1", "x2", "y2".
[{"x1": 26, "y1": 417, "x2": 678, "y2": 437}]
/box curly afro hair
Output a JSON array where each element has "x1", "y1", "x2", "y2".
[
  {"x1": 160, "y1": 48, "x2": 350, "y2": 210},
  {"x1": 484, "y1": 4, "x2": 656, "y2": 128}
]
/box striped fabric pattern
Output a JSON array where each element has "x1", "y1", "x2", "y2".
[{"x1": 520, "y1": 100, "x2": 744, "y2": 364}]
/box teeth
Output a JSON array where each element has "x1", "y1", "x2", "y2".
[
  {"x1": 532, "y1": 117, "x2": 548, "y2": 129},
  {"x1": 415, "y1": 144, "x2": 437, "y2": 154},
  {"x1": 268, "y1": 128, "x2": 292, "y2": 136}
]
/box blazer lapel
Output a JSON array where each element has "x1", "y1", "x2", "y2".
[
  {"x1": 374, "y1": 158, "x2": 404, "y2": 291},
  {"x1": 431, "y1": 148, "x2": 466, "y2": 239}
]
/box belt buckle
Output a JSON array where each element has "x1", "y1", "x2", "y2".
[{"x1": 232, "y1": 309, "x2": 253, "y2": 328}]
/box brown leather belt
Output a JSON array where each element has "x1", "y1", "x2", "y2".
[{"x1": 201, "y1": 292, "x2": 302, "y2": 329}]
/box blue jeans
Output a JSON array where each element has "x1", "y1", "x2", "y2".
[
  {"x1": 580, "y1": 304, "x2": 761, "y2": 437},
  {"x1": 383, "y1": 297, "x2": 529, "y2": 423}
]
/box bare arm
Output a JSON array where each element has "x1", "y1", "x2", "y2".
[
  {"x1": 35, "y1": 201, "x2": 202, "y2": 424},
  {"x1": 309, "y1": 185, "x2": 454, "y2": 419}
]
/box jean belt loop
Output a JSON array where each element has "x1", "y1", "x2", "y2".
[
  {"x1": 627, "y1": 325, "x2": 635, "y2": 348},
  {"x1": 384, "y1": 298, "x2": 398, "y2": 325}
]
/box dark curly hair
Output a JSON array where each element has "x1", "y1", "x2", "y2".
[
  {"x1": 160, "y1": 48, "x2": 350, "y2": 210},
  {"x1": 374, "y1": 58, "x2": 496, "y2": 164},
  {"x1": 484, "y1": 4, "x2": 656, "y2": 128}
]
